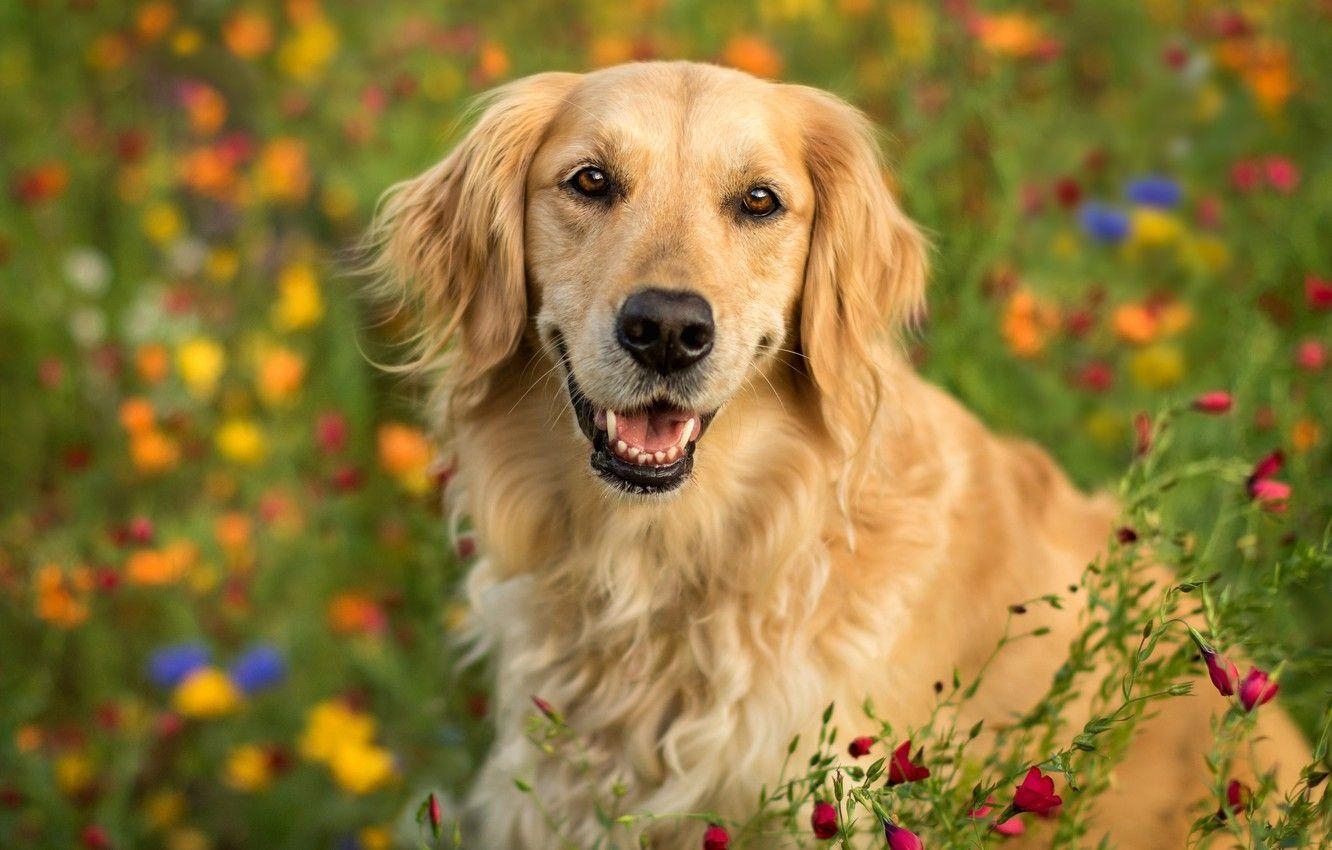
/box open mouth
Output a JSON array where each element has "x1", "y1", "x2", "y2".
[{"x1": 563, "y1": 367, "x2": 715, "y2": 495}]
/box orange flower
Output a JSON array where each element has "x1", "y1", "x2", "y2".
[
  {"x1": 179, "y1": 147, "x2": 239, "y2": 199},
  {"x1": 1112, "y1": 304, "x2": 1160, "y2": 345},
  {"x1": 257, "y1": 347, "x2": 306, "y2": 405},
  {"x1": 136, "y1": 344, "x2": 171, "y2": 384},
  {"x1": 377, "y1": 423, "x2": 433, "y2": 493},
  {"x1": 126, "y1": 550, "x2": 179, "y2": 585},
  {"x1": 35, "y1": 565, "x2": 88, "y2": 629},
  {"x1": 477, "y1": 42, "x2": 510, "y2": 83},
  {"x1": 973, "y1": 13, "x2": 1046, "y2": 58},
  {"x1": 722, "y1": 35, "x2": 784, "y2": 78},
  {"x1": 87, "y1": 33, "x2": 131, "y2": 71},
  {"x1": 1001, "y1": 290, "x2": 1060, "y2": 358},
  {"x1": 223, "y1": 10, "x2": 274, "y2": 58},
  {"x1": 120, "y1": 397, "x2": 157, "y2": 434},
  {"x1": 215, "y1": 512, "x2": 253, "y2": 556},
  {"x1": 135, "y1": 2, "x2": 177, "y2": 43},
  {"x1": 256, "y1": 138, "x2": 311, "y2": 203},
  {"x1": 590, "y1": 35, "x2": 635, "y2": 68},
  {"x1": 327, "y1": 592, "x2": 387, "y2": 635},
  {"x1": 181, "y1": 84, "x2": 228, "y2": 136},
  {"x1": 1243, "y1": 41, "x2": 1294, "y2": 114},
  {"x1": 1292, "y1": 418, "x2": 1322, "y2": 453},
  {"x1": 130, "y1": 430, "x2": 180, "y2": 474}
]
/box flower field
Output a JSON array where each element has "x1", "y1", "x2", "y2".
[{"x1": 1, "y1": 1, "x2": 1330, "y2": 848}]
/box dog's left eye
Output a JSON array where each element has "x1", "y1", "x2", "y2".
[
  {"x1": 740, "y1": 186, "x2": 780, "y2": 218},
  {"x1": 570, "y1": 166, "x2": 611, "y2": 198}
]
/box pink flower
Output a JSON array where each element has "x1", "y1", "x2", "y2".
[
  {"x1": 315, "y1": 411, "x2": 349, "y2": 455},
  {"x1": 848, "y1": 736, "x2": 875, "y2": 758},
  {"x1": 427, "y1": 793, "x2": 443, "y2": 836},
  {"x1": 1196, "y1": 194, "x2": 1222, "y2": 229},
  {"x1": 1307, "y1": 276, "x2": 1332, "y2": 310},
  {"x1": 1249, "y1": 479, "x2": 1291, "y2": 512},
  {"x1": 1296, "y1": 340, "x2": 1326, "y2": 372},
  {"x1": 1263, "y1": 157, "x2": 1300, "y2": 194},
  {"x1": 811, "y1": 801, "x2": 838, "y2": 839},
  {"x1": 1192, "y1": 391, "x2": 1233, "y2": 414},
  {"x1": 1230, "y1": 159, "x2": 1262, "y2": 193},
  {"x1": 1012, "y1": 767, "x2": 1062, "y2": 815},
  {"x1": 1238, "y1": 668, "x2": 1278, "y2": 711},
  {"x1": 1201, "y1": 647, "x2": 1240, "y2": 696},
  {"x1": 993, "y1": 815, "x2": 1026, "y2": 836},
  {"x1": 702, "y1": 824, "x2": 730, "y2": 850},
  {"x1": 887, "y1": 740, "x2": 930, "y2": 786},
  {"x1": 883, "y1": 820, "x2": 924, "y2": 850}
]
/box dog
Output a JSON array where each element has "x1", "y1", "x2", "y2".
[{"x1": 373, "y1": 61, "x2": 1309, "y2": 848}]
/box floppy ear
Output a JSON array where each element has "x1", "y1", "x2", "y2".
[
  {"x1": 790, "y1": 87, "x2": 928, "y2": 476},
  {"x1": 371, "y1": 72, "x2": 579, "y2": 410}
]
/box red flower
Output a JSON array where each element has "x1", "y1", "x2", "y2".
[
  {"x1": 1075, "y1": 361, "x2": 1113, "y2": 392},
  {"x1": 1201, "y1": 647, "x2": 1239, "y2": 697},
  {"x1": 1191, "y1": 391, "x2": 1233, "y2": 414},
  {"x1": 1238, "y1": 668, "x2": 1278, "y2": 711},
  {"x1": 1012, "y1": 767, "x2": 1062, "y2": 815},
  {"x1": 81, "y1": 825, "x2": 111, "y2": 850},
  {"x1": 1230, "y1": 159, "x2": 1262, "y2": 193},
  {"x1": 887, "y1": 740, "x2": 930, "y2": 786},
  {"x1": 848, "y1": 736, "x2": 875, "y2": 758},
  {"x1": 702, "y1": 824, "x2": 730, "y2": 850},
  {"x1": 315, "y1": 411, "x2": 349, "y2": 455},
  {"x1": 1053, "y1": 177, "x2": 1082, "y2": 209},
  {"x1": 811, "y1": 801, "x2": 838, "y2": 839},
  {"x1": 1307, "y1": 276, "x2": 1332, "y2": 310},
  {"x1": 883, "y1": 820, "x2": 924, "y2": 850}
]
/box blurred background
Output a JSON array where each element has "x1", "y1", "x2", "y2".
[{"x1": 1, "y1": 1, "x2": 1329, "y2": 847}]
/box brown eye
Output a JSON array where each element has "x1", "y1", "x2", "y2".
[
  {"x1": 741, "y1": 186, "x2": 780, "y2": 217},
  {"x1": 572, "y1": 166, "x2": 610, "y2": 198}
]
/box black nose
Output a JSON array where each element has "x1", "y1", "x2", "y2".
[{"x1": 616, "y1": 288, "x2": 715, "y2": 375}]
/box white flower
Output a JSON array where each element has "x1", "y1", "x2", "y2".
[
  {"x1": 63, "y1": 247, "x2": 112, "y2": 296},
  {"x1": 69, "y1": 306, "x2": 107, "y2": 347}
]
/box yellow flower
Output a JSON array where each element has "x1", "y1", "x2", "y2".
[
  {"x1": 171, "y1": 28, "x2": 204, "y2": 57},
  {"x1": 277, "y1": 16, "x2": 340, "y2": 82},
  {"x1": 887, "y1": 2, "x2": 935, "y2": 66},
  {"x1": 55, "y1": 752, "x2": 94, "y2": 796},
  {"x1": 166, "y1": 827, "x2": 211, "y2": 850},
  {"x1": 206, "y1": 247, "x2": 240, "y2": 283},
  {"x1": 173, "y1": 668, "x2": 241, "y2": 718},
  {"x1": 1129, "y1": 208, "x2": 1182, "y2": 248},
  {"x1": 1128, "y1": 344, "x2": 1185, "y2": 390},
  {"x1": 225, "y1": 744, "x2": 273, "y2": 792},
  {"x1": 177, "y1": 337, "x2": 227, "y2": 397},
  {"x1": 377, "y1": 423, "x2": 433, "y2": 494},
  {"x1": 1085, "y1": 409, "x2": 1127, "y2": 448},
  {"x1": 319, "y1": 182, "x2": 357, "y2": 221},
  {"x1": 1183, "y1": 234, "x2": 1231, "y2": 275},
  {"x1": 142, "y1": 203, "x2": 182, "y2": 245},
  {"x1": 272, "y1": 262, "x2": 325, "y2": 330},
  {"x1": 144, "y1": 790, "x2": 186, "y2": 830},
  {"x1": 300, "y1": 701, "x2": 376, "y2": 763},
  {"x1": 358, "y1": 826, "x2": 392, "y2": 850},
  {"x1": 329, "y1": 742, "x2": 395, "y2": 795},
  {"x1": 216, "y1": 419, "x2": 267, "y2": 465}
]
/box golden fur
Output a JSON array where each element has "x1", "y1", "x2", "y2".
[{"x1": 373, "y1": 61, "x2": 1308, "y2": 848}]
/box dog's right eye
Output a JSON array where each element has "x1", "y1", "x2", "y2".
[{"x1": 570, "y1": 166, "x2": 611, "y2": 199}]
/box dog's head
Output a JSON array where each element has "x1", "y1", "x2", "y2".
[{"x1": 376, "y1": 62, "x2": 925, "y2": 497}]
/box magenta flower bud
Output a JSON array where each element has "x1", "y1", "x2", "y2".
[
  {"x1": 1191, "y1": 391, "x2": 1233, "y2": 414},
  {"x1": 992, "y1": 815, "x2": 1026, "y2": 836},
  {"x1": 1238, "y1": 668, "x2": 1278, "y2": 711},
  {"x1": 886, "y1": 740, "x2": 930, "y2": 786},
  {"x1": 1201, "y1": 647, "x2": 1239, "y2": 696},
  {"x1": 702, "y1": 823, "x2": 730, "y2": 850},
  {"x1": 428, "y1": 793, "x2": 443, "y2": 835},
  {"x1": 847, "y1": 735, "x2": 874, "y2": 758},
  {"x1": 883, "y1": 819, "x2": 924, "y2": 850},
  {"x1": 530, "y1": 695, "x2": 561, "y2": 723},
  {"x1": 811, "y1": 800, "x2": 838, "y2": 839}
]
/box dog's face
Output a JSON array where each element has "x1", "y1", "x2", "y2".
[{"x1": 379, "y1": 62, "x2": 926, "y2": 497}]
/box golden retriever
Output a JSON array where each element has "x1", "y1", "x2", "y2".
[{"x1": 373, "y1": 61, "x2": 1309, "y2": 848}]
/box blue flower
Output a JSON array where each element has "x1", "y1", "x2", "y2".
[
  {"x1": 1078, "y1": 202, "x2": 1131, "y2": 244},
  {"x1": 147, "y1": 643, "x2": 210, "y2": 688},
  {"x1": 228, "y1": 645, "x2": 286, "y2": 694},
  {"x1": 1125, "y1": 175, "x2": 1182, "y2": 208}
]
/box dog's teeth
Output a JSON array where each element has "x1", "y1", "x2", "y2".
[
  {"x1": 654, "y1": 451, "x2": 666, "y2": 464},
  {"x1": 606, "y1": 410, "x2": 618, "y2": 442},
  {"x1": 627, "y1": 446, "x2": 639, "y2": 458},
  {"x1": 616, "y1": 440, "x2": 627, "y2": 454},
  {"x1": 637, "y1": 453, "x2": 650, "y2": 466},
  {"x1": 678, "y1": 418, "x2": 695, "y2": 448},
  {"x1": 666, "y1": 446, "x2": 678, "y2": 462}
]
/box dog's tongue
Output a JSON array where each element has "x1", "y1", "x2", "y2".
[{"x1": 615, "y1": 408, "x2": 693, "y2": 453}]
